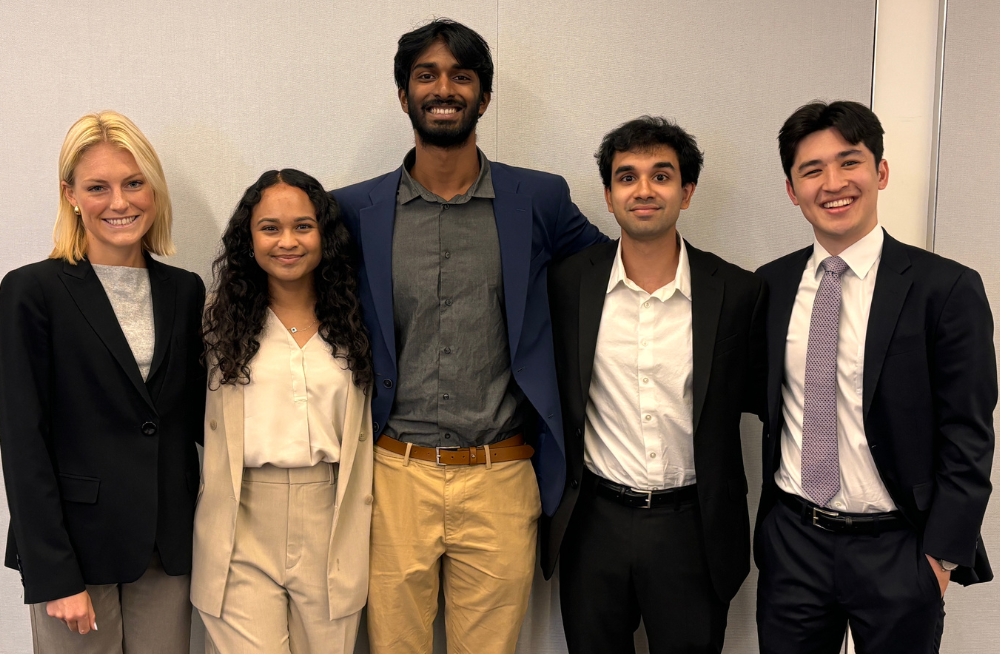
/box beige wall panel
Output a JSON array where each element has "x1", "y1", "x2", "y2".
[{"x1": 933, "y1": 1, "x2": 1000, "y2": 652}]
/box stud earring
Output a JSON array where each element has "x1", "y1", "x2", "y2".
[{"x1": 73, "y1": 206, "x2": 81, "y2": 216}]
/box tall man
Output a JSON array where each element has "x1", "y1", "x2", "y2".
[
  {"x1": 331, "y1": 19, "x2": 605, "y2": 654},
  {"x1": 755, "y1": 101, "x2": 996, "y2": 653},
  {"x1": 544, "y1": 116, "x2": 767, "y2": 653}
]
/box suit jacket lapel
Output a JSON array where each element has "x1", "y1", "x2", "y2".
[
  {"x1": 578, "y1": 242, "x2": 617, "y2": 404},
  {"x1": 222, "y1": 383, "x2": 245, "y2": 501},
  {"x1": 359, "y1": 170, "x2": 402, "y2": 370},
  {"x1": 863, "y1": 233, "x2": 912, "y2": 419},
  {"x1": 688, "y1": 243, "x2": 724, "y2": 435},
  {"x1": 146, "y1": 255, "x2": 175, "y2": 384},
  {"x1": 767, "y1": 247, "x2": 812, "y2": 437},
  {"x1": 491, "y1": 165, "x2": 533, "y2": 360},
  {"x1": 59, "y1": 258, "x2": 156, "y2": 412}
]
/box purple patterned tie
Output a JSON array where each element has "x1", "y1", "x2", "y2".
[{"x1": 801, "y1": 255, "x2": 848, "y2": 507}]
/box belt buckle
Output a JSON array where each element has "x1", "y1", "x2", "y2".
[
  {"x1": 640, "y1": 489, "x2": 653, "y2": 509},
  {"x1": 435, "y1": 446, "x2": 460, "y2": 465},
  {"x1": 811, "y1": 506, "x2": 840, "y2": 531}
]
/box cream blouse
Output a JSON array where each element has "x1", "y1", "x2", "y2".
[{"x1": 242, "y1": 309, "x2": 351, "y2": 468}]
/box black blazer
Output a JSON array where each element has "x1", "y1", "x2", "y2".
[
  {"x1": 542, "y1": 239, "x2": 768, "y2": 602},
  {"x1": 0, "y1": 254, "x2": 206, "y2": 604},
  {"x1": 755, "y1": 230, "x2": 996, "y2": 586}
]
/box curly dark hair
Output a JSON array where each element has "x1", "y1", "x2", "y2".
[{"x1": 203, "y1": 169, "x2": 372, "y2": 389}]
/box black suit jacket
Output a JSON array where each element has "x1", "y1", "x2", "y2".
[
  {"x1": 542, "y1": 239, "x2": 768, "y2": 602},
  {"x1": 0, "y1": 254, "x2": 207, "y2": 603},
  {"x1": 755, "y1": 230, "x2": 996, "y2": 586}
]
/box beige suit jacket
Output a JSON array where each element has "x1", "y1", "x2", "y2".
[{"x1": 190, "y1": 377, "x2": 374, "y2": 620}]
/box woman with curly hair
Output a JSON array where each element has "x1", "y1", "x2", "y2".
[{"x1": 192, "y1": 169, "x2": 373, "y2": 653}]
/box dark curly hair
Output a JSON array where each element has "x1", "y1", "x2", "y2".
[{"x1": 203, "y1": 169, "x2": 372, "y2": 389}]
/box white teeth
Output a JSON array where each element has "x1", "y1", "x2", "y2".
[
  {"x1": 104, "y1": 216, "x2": 138, "y2": 226},
  {"x1": 429, "y1": 107, "x2": 458, "y2": 114},
  {"x1": 823, "y1": 198, "x2": 853, "y2": 209}
]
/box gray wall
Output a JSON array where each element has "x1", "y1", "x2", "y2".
[
  {"x1": 18, "y1": 1, "x2": 995, "y2": 652},
  {"x1": 933, "y1": 1, "x2": 1000, "y2": 651}
]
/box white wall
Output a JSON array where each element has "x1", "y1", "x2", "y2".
[{"x1": 2, "y1": 1, "x2": 994, "y2": 653}]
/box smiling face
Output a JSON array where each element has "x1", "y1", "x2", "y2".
[
  {"x1": 786, "y1": 127, "x2": 889, "y2": 254},
  {"x1": 605, "y1": 145, "x2": 696, "y2": 245},
  {"x1": 400, "y1": 39, "x2": 491, "y2": 149},
  {"x1": 251, "y1": 183, "x2": 322, "y2": 286},
  {"x1": 62, "y1": 142, "x2": 156, "y2": 266}
]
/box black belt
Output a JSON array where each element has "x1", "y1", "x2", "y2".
[
  {"x1": 587, "y1": 470, "x2": 698, "y2": 509},
  {"x1": 778, "y1": 489, "x2": 909, "y2": 535}
]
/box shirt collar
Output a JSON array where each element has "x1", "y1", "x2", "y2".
[
  {"x1": 607, "y1": 233, "x2": 692, "y2": 302},
  {"x1": 397, "y1": 147, "x2": 495, "y2": 204},
  {"x1": 810, "y1": 224, "x2": 884, "y2": 281}
]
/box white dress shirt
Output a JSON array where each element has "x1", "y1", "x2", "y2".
[
  {"x1": 243, "y1": 309, "x2": 349, "y2": 468},
  {"x1": 775, "y1": 225, "x2": 897, "y2": 512},
  {"x1": 584, "y1": 237, "x2": 695, "y2": 491}
]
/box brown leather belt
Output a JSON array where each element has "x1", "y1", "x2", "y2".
[{"x1": 376, "y1": 434, "x2": 534, "y2": 465}]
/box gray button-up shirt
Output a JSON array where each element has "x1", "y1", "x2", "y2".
[{"x1": 384, "y1": 149, "x2": 528, "y2": 448}]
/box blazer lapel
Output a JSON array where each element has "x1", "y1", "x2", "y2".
[
  {"x1": 334, "y1": 381, "x2": 362, "y2": 513},
  {"x1": 767, "y1": 247, "x2": 813, "y2": 437},
  {"x1": 688, "y1": 243, "x2": 724, "y2": 435},
  {"x1": 59, "y1": 258, "x2": 156, "y2": 412},
  {"x1": 491, "y1": 165, "x2": 533, "y2": 360},
  {"x1": 222, "y1": 383, "x2": 245, "y2": 501},
  {"x1": 863, "y1": 233, "x2": 912, "y2": 419},
  {"x1": 359, "y1": 170, "x2": 402, "y2": 370},
  {"x1": 578, "y1": 242, "x2": 617, "y2": 403},
  {"x1": 145, "y1": 255, "x2": 175, "y2": 384}
]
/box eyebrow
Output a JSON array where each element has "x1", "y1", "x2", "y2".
[
  {"x1": 80, "y1": 173, "x2": 143, "y2": 184},
  {"x1": 255, "y1": 216, "x2": 316, "y2": 224},
  {"x1": 796, "y1": 149, "x2": 864, "y2": 173},
  {"x1": 613, "y1": 162, "x2": 675, "y2": 176}
]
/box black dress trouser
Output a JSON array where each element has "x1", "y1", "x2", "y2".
[
  {"x1": 756, "y1": 499, "x2": 945, "y2": 654},
  {"x1": 559, "y1": 479, "x2": 729, "y2": 654}
]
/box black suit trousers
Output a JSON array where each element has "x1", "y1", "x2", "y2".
[
  {"x1": 559, "y1": 478, "x2": 729, "y2": 654},
  {"x1": 756, "y1": 501, "x2": 945, "y2": 654}
]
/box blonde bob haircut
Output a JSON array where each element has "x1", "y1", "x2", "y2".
[{"x1": 51, "y1": 111, "x2": 175, "y2": 263}]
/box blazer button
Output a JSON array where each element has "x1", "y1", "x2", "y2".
[
  {"x1": 571, "y1": 479, "x2": 579, "y2": 489},
  {"x1": 141, "y1": 421, "x2": 158, "y2": 436},
  {"x1": 364, "y1": 494, "x2": 374, "y2": 505},
  {"x1": 359, "y1": 432, "x2": 368, "y2": 441},
  {"x1": 210, "y1": 420, "x2": 218, "y2": 431},
  {"x1": 383, "y1": 379, "x2": 393, "y2": 389},
  {"x1": 373, "y1": 422, "x2": 380, "y2": 433}
]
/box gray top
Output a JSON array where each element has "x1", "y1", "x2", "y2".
[
  {"x1": 92, "y1": 264, "x2": 155, "y2": 381},
  {"x1": 385, "y1": 149, "x2": 528, "y2": 448}
]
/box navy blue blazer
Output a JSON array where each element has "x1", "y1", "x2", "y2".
[{"x1": 332, "y1": 161, "x2": 606, "y2": 514}]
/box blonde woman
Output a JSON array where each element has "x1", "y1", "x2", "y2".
[
  {"x1": 194, "y1": 169, "x2": 373, "y2": 653},
  {"x1": 0, "y1": 111, "x2": 206, "y2": 653}
]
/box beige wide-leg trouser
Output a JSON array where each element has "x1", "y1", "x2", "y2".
[
  {"x1": 29, "y1": 551, "x2": 191, "y2": 654},
  {"x1": 367, "y1": 446, "x2": 542, "y2": 654},
  {"x1": 200, "y1": 463, "x2": 361, "y2": 654}
]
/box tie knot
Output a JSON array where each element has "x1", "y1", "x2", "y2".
[{"x1": 821, "y1": 256, "x2": 848, "y2": 277}]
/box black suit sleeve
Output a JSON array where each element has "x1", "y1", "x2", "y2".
[
  {"x1": 0, "y1": 269, "x2": 86, "y2": 602},
  {"x1": 924, "y1": 268, "x2": 997, "y2": 567},
  {"x1": 188, "y1": 273, "x2": 207, "y2": 446},
  {"x1": 745, "y1": 276, "x2": 769, "y2": 420}
]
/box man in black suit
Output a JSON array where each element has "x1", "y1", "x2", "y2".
[
  {"x1": 755, "y1": 100, "x2": 996, "y2": 653},
  {"x1": 544, "y1": 116, "x2": 767, "y2": 653}
]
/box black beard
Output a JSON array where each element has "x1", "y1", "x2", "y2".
[{"x1": 408, "y1": 95, "x2": 481, "y2": 149}]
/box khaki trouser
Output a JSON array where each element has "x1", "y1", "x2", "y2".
[
  {"x1": 367, "y1": 446, "x2": 542, "y2": 654},
  {"x1": 199, "y1": 463, "x2": 361, "y2": 654},
  {"x1": 29, "y1": 551, "x2": 191, "y2": 654}
]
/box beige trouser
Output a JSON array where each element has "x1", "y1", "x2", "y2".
[
  {"x1": 29, "y1": 551, "x2": 191, "y2": 654},
  {"x1": 199, "y1": 463, "x2": 361, "y2": 654},
  {"x1": 367, "y1": 446, "x2": 542, "y2": 654}
]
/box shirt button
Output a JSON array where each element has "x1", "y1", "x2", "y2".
[
  {"x1": 643, "y1": 301, "x2": 650, "y2": 308},
  {"x1": 649, "y1": 452, "x2": 656, "y2": 459},
  {"x1": 642, "y1": 377, "x2": 649, "y2": 384},
  {"x1": 444, "y1": 299, "x2": 453, "y2": 306},
  {"x1": 442, "y1": 394, "x2": 450, "y2": 400},
  {"x1": 644, "y1": 414, "x2": 652, "y2": 422},
  {"x1": 442, "y1": 205, "x2": 450, "y2": 211},
  {"x1": 443, "y1": 347, "x2": 452, "y2": 354},
  {"x1": 444, "y1": 251, "x2": 451, "y2": 259},
  {"x1": 834, "y1": 502, "x2": 845, "y2": 509},
  {"x1": 445, "y1": 433, "x2": 452, "y2": 439},
  {"x1": 641, "y1": 339, "x2": 648, "y2": 347}
]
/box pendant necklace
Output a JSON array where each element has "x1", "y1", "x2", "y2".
[{"x1": 288, "y1": 320, "x2": 318, "y2": 334}]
